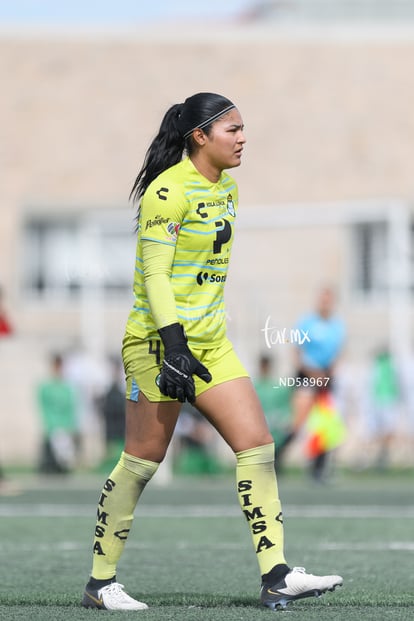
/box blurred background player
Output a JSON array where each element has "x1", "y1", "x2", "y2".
[
  {"x1": 0, "y1": 285, "x2": 18, "y2": 494},
  {"x1": 363, "y1": 347, "x2": 401, "y2": 471},
  {"x1": 36, "y1": 353, "x2": 79, "y2": 474},
  {"x1": 174, "y1": 402, "x2": 220, "y2": 475},
  {"x1": 291, "y1": 286, "x2": 346, "y2": 482},
  {"x1": 253, "y1": 354, "x2": 293, "y2": 472},
  {"x1": 95, "y1": 356, "x2": 126, "y2": 472},
  {"x1": 0, "y1": 285, "x2": 13, "y2": 337}
]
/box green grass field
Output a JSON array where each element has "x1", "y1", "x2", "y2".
[{"x1": 1, "y1": 469, "x2": 413, "y2": 620}]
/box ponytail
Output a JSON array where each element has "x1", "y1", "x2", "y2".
[
  {"x1": 130, "y1": 103, "x2": 185, "y2": 204},
  {"x1": 130, "y1": 93, "x2": 235, "y2": 214}
]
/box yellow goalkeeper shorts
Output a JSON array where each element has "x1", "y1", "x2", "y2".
[{"x1": 122, "y1": 332, "x2": 249, "y2": 403}]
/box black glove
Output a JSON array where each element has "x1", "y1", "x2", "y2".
[{"x1": 157, "y1": 323, "x2": 212, "y2": 403}]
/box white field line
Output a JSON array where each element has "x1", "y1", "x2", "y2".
[
  {"x1": 1, "y1": 504, "x2": 414, "y2": 518},
  {"x1": 320, "y1": 542, "x2": 414, "y2": 551},
  {"x1": 0, "y1": 540, "x2": 413, "y2": 553}
]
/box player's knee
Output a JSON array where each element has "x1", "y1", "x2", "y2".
[
  {"x1": 234, "y1": 431, "x2": 274, "y2": 453},
  {"x1": 124, "y1": 442, "x2": 168, "y2": 464},
  {"x1": 259, "y1": 431, "x2": 274, "y2": 447}
]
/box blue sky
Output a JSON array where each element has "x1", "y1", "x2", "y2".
[{"x1": 0, "y1": 0, "x2": 252, "y2": 26}]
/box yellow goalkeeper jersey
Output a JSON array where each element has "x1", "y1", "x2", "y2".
[{"x1": 126, "y1": 157, "x2": 238, "y2": 348}]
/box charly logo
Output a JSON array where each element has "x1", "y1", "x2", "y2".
[
  {"x1": 227, "y1": 193, "x2": 235, "y2": 217},
  {"x1": 197, "y1": 200, "x2": 226, "y2": 219},
  {"x1": 196, "y1": 202, "x2": 208, "y2": 218},
  {"x1": 156, "y1": 187, "x2": 169, "y2": 201}
]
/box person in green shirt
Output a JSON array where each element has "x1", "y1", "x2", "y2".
[
  {"x1": 253, "y1": 355, "x2": 293, "y2": 470},
  {"x1": 366, "y1": 348, "x2": 400, "y2": 470},
  {"x1": 37, "y1": 353, "x2": 79, "y2": 474}
]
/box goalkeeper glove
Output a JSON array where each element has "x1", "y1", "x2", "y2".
[{"x1": 157, "y1": 323, "x2": 212, "y2": 403}]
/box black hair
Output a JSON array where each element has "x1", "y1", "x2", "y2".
[
  {"x1": 129, "y1": 92, "x2": 235, "y2": 207},
  {"x1": 50, "y1": 352, "x2": 63, "y2": 367},
  {"x1": 259, "y1": 354, "x2": 273, "y2": 368}
]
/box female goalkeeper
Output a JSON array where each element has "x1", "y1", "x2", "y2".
[{"x1": 82, "y1": 92, "x2": 343, "y2": 611}]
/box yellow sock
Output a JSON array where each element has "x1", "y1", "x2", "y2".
[
  {"x1": 90, "y1": 451, "x2": 159, "y2": 580},
  {"x1": 236, "y1": 443, "x2": 286, "y2": 575}
]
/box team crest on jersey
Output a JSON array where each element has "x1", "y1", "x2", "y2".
[
  {"x1": 227, "y1": 194, "x2": 235, "y2": 217},
  {"x1": 166, "y1": 221, "x2": 180, "y2": 241}
]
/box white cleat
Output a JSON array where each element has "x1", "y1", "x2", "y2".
[
  {"x1": 82, "y1": 581, "x2": 148, "y2": 610},
  {"x1": 260, "y1": 566, "x2": 343, "y2": 610}
]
